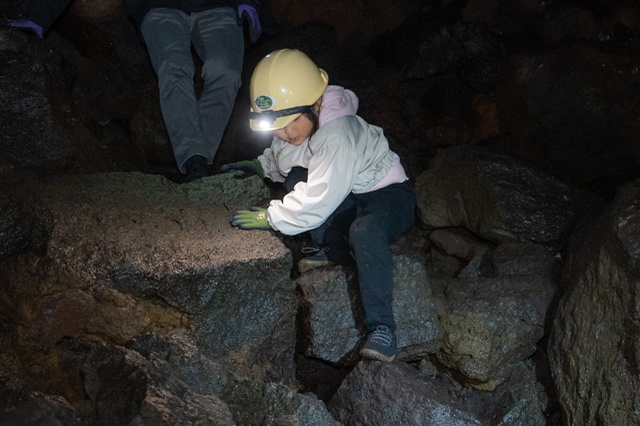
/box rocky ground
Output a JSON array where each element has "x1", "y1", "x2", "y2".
[{"x1": 2, "y1": 0, "x2": 640, "y2": 424}]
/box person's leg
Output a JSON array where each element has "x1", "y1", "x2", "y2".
[
  {"x1": 191, "y1": 8, "x2": 244, "y2": 164},
  {"x1": 349, "y1": 181, "x2": 416, "y2": 332},
  {"x1": 141, "y1": 8, "x2": 205, "y2": 173},
  {"x1": 309, "y1": 195, "x2": 356, "y2": 264},
  {"x1": 298, "y1": 195, "x2": 356, "y2": 273}
]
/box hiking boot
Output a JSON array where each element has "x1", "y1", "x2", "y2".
[
  {"x1": 297, "y1": 247, "x2": 333, "y2": 273},
  {"x1": 183, "y1": 155, "x2": 209, "y2": 183},
  {"x1": 359, "y1": 325, "x2": 397, "y2": 362}
]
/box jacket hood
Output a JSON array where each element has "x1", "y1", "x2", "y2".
[{"x1": 318, "y1": 85, "x2": 359, "y2": 128}]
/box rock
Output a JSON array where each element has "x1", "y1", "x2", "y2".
[
  {"x1": 549, "y1": 180, "x2": 640, "y2": 425},
  {"x1": 435, "y1": 275, "x2": 555, "y2": 389},
  {"x1": 328, "y1": 359, "x2": 547, "y2": 425},
  {"x1": 494, "y1": 44, "x2": 640, "y2": 197},
  {"x1": 82, "y1": 334, "x2": 235, "y2": 425},
  {"x1": 0, "y1": 28, "x2": 73, "y2": 170},
  {"x1": 416, "y1": 145, "x2": 576, "y2": 245},
  {"x1": 222, "y1": 377, "x2": 340, "y2": 426},
  {"x1": 329, "y1": 361, "x2": 484, "y2": 425},
  {"x1": 296, "y1": 255, "x2": 444, "y2": 364},
  {"x1": 0, "y1": 195, "x2": 41, "y2": 260},
  {"x1": 491, "y1": 241, "x2": 559, "y2": 278},
  {"x1": 0, "y1": 387, "x2": 82, "y2": 426},
  {"x1": 297, "y1": 267, "x2": 362, "y2": 365},
  {"x1": 0, "y1": 172, "x2": 297, "y2": 383}
]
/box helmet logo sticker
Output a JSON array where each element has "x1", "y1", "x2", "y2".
[{"x1": 255, "y1": 95, "x2": 274, "y2": 111}]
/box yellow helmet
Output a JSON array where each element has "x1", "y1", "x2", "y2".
[{"x1": 249, "y1": 49, "x2": 329, "y2": 131}]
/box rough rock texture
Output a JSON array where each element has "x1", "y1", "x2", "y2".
[
  {"x1": 297, "y1": 267, "x2": 362, "y2": 365},
  {"x1": 329, "y1": 361, "x2": 484, "y2": 425},
  {"x1": 0, "y1": 172, "x2": 297, "y2": 385},
  {"x1": 0, "y1": 29, "x2": 73, "y2": 168},
  {"x1": 435, "y1": 275, "x2": 555, "y2": 390},
  {"x1": 6, "y1": 0, "x2": 640, "y2": 421},
  {"x1": 549, "y1": 180, "x2": 640, "y2": 425},
  {"x1": 416, "y1": 145, "x2": 576, "y2": 245},
  {"x1": 393, "y1": 254, "x2": 445, "y2": 360},
  {"x1": 296, "y1": 255, "x2": 444, "y2": 365},
  {"x1": 83, "y1": 340, "x2": 235, "y2": 425},
  {"x1": 222, "y1": 378, "x2": 340, "y2": 426},
  {"x1": 494, "y1": 43, "x2": 640, "y2": 197},
  {"x1": 0, "y1": 388, "x2": 82, "y2": 426},
  {"x1": 329, "y1": 360, "x2": 548, "y2": 425}
]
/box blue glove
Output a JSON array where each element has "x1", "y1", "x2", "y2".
[
  {"x1": 238, "y1": 4, "x2": 261, "y2": 43},
  {"x1": 231, "y1": 207, "x2": 271, "y2": 230},
  {"x1": 220, "y1": 159, "x2": 265, "y2": 179},
  {"x1": 5, "y1": 19, "x2": 44, "y2": 38}
]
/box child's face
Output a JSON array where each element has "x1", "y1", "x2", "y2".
[{"x1": 274, "y1": 114, "x2": 314, "y2": 146}]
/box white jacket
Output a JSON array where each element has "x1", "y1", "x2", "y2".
[
  {"x1": 257, "y1": 85, "x2": 359, "y2": 183},
  {"x1": 257, "y1": 138, "x2": 312, "y2": 183},
  {"x1": 267, "y1": 86, "x2": 408, "y2": 235}
]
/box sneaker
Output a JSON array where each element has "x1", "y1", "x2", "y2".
[
  {"x1": 183, "y1": 155, "x2": 209, "y2": 183},
  {"x1": 359, "y1": 325, "x2": 397, "y2": 362},
  {"x1": 297, "y1": 247, "x2": 333, "y2": 273}
]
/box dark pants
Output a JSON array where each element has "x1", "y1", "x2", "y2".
[{"x1": 311, "y1": 180, "x2": 416, "y2": 332}]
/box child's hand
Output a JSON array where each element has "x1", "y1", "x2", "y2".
[
  {"x1": 219, "y1": 159, "x2": 264, "y2": 179},
  {"x1": 231, "y1": 207, "x2": 271, "y2": 230}
]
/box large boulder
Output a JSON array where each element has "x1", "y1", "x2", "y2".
[
  {"x1": 416, "y1": 145, "x2": 576, "y2": 245},
  {"x1": 435, "y1": 275, "x2": 555, "y2": 390},
  {"x1": 549, "y1": 180, "x2": 640, "y2": 425},
  {"x1": 0, "y1": 172, "x2": 297, "y2": 388}
]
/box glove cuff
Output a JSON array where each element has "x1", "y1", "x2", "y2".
[{"x1": 251, "y1": 159, "x2": 265, "y2": 179}]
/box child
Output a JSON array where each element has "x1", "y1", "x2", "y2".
[
  {"x1": 220, "y1": 63, "x2": 361, "y2": 194},
  {"x1": 231, "y1": 49, "x2": 415, "y2": 362},
  {"x1": 219, "y1": 126, "x2": 315, "y2": 193}
]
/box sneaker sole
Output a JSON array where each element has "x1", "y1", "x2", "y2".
[
  {"x1": 359, "y1": 348, "x2": 395, "y2": 362},
  {"x1": 297, "y1": 259, "x2": 332, "y2": 273}
]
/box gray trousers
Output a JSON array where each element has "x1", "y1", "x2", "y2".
[{"x1": 141, "y1": 7, "x2": 244, "y2": 173}]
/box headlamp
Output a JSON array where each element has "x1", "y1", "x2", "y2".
[{"x1": 249, "y1": 105, "x2": 313, "y2": 129}]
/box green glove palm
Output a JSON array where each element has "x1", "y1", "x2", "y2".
[
  {"x1": 231, "y1": 207, "x2": 271, "y2": 230},
  {"x1": 220, "y1": 159, "x2": 265, "y2": 179}
]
